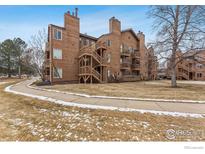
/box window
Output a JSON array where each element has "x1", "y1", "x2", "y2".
[
  {"x1": 196, "y1": 64, "x2": 203, "y2": 69},
  {"x1": 197, "y1": 73, "x2": 202, "y2": 78},
  {"x1": 107, "y1": 40, "x2": 112, "y2": 46},
  {"x1": 53, "y1": 48, "x2": 62, "y2": 59},
  {"x1": 129, "y1": 47, "x2": 133, "y2": 53},
  {"x1": 107, "y1": 70, "x2": 111, "y2": 77},
  {"x1": 120, "y1": 44, "x2": 123, "y2": 53},
  {"x1": 83, "y1": 39, "x2": 87, "y2": 45},
  {"x1": 53, "y1": 68, "x2": 62, "y2": 78},
  {"x1": 107, "y1": 53, "x2": 111, "y2": 63},
  {"x1": 53, "y1": 29, "x2": 62, "y2": 40}
]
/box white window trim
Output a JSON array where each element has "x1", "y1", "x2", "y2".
[
  {"x1": 53, "y1": 28, "x2": 62, "y2": 40},
  {"x1": 53, "y1": 48, "x2": 62, "y2": 60},
  {"x1": 107, "y1": 69, "x2": 111, "y2": 77},
  {"x1": 107, "y1": 53, "x2": 111, "y2": 63},
  {"x1": 53, "y1": 67, "x2": 63, "y2": 79}
]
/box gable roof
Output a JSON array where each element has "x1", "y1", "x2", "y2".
[
  {"x1": 121, "y1": 28, "x2": 139, "y2": 41},
  {"x1": 80, "y1": 33, "x2": 98, "y2": 41}
]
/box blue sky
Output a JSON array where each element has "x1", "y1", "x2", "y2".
[{"x1": 0, "y1": 5, "x2": 155, "y2": 44}]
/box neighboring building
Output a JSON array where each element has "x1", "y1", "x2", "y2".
[
  {"x1": 147, "y1": 47, "x2": 158, "y2": 80},
  {"x1": 166, "y1": 50, "x2": 205, "y2": 80},
  {"x1": 44, "y1": 8, "x2": 158, "y2": 83}
]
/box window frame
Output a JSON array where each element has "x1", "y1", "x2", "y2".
[
  {"x1": 53, "y1": 48, "x2": 62, "y2": 60},
  {"x1": 53, "y1": 28, "x2": 62, "y2": 40},
  {"x1": 53, "y1": 67, "x2": 63, "y2": 79},
  {"x1": 107, "y1": 40, "x2": 112, "y2": 46},
  {"x1": 107, "y1": 53, "x2": 111, "y2": 63}
]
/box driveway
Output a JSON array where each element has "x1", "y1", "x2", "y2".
[{"x1": 5, "y1": 79, "x2": 205, "y2": 116}]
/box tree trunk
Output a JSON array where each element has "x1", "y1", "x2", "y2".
[
  {"x1": 18, "y1": 65, "x2": 21, "y2": 79},
  {"x1": 171, "y1": 66, "x2": 177, "y2": 87}
]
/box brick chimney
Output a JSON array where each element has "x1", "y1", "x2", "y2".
[
  {"x1": 109, "y1": 16, "x2": 121, "y2": 35},
  {"x1": 75, "y1": 8, "x2": 78, "y2": 17}
]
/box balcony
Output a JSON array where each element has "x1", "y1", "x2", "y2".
[
  {"x1": 178, "y1": 72, "x2": 189, "y2": 80},
  {"x1": 121, "y1": 75, "x2": 141, "y2": 82},
  {"x1": 120, "y1": 49, "x2": 130, "y2": 57},
  {"x1": 132, "y1": 51, "x2": 140, "y2": 58},
  {"x1": 120, "y1": 61, "x2": 130, "y2": 70},
  {"x1": 131, "y1": 63, "x2": 140, "y2": 70}
]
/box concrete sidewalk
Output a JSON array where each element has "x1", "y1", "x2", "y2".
[{"x1": 6, "y1": 79, "x2": 205, "y2": 115}]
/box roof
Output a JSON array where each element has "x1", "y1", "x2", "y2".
[
  {"x1": 121, "y1": 28, "x2": 139, "y2": 41},
  {"x1": 98, "y1": 29, "x2": 140, "y2": 41},
  {"x1": 80, "y1": 33, "x2": 98, "y2": 41},
  {"x1": 49, "y1": 24, "x2": 65, "y2": 30},
  {"x1": 98, "y1": 33, "x2": 110, "y2": 40}
]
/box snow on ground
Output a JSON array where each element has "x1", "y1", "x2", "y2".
[
  {"x1": 1, "y1": 105, "x2": 155, "y2": 141},
  {"x1": 1, "y1": 81, "x2": 205, "y2": 141}
]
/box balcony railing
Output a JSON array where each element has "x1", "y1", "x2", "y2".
[
  {"x1": 120, "y1": 61, "x2": 130, "y2": 69},
  {"x1": 132, "y1": 52, "x2": 140, "y2": 58},
  {"x1": 121, "y1": 75, "x2": 141, "y2": 82},
  {"x1": 131, "y1": 64, "x2": 140, "y2": 70},
  {"x1": 120, "y1": 49, "x2": 130, "y2": 56}
]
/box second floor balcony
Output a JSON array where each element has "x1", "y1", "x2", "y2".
[
  {"x1": 132, "y1": 51, "x2": 140, "y2": 58},
  {"x1": 120, "y1": 49, "x2": 130, "y2": 57},
  {"x1": 131, "y1": 63, "x2": 140, "y2": 70},
  {"x1": 120, "y1": 61, "x2": 130, "y2": 70}
]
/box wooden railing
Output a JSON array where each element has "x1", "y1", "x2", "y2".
[
  {"x1": 131, "y1": 63, "x2": 140, "y2": 69},
  {"x1": 120, "y1": 62, "x2": 130, "y2": 68},
  {"x1": 96, "y1": 42, "x2": 107, "y2": 49},
  {"x1": 121, "y1": 49, "x2": 130, "y2": 56},
  {"x1": 121, "y1": 75, "x2": 141, "y2": 82},
  {"x1": 93, "y1": 51, "x2": 102, "y2": 63},
  {"x1": 132, "y1": 52, "x2": 140, "y2": 58},
  {"x1": 79, "y1": 66, "x2": 91, "y2": 74},
  {"x1": 178, "y1": 72, "x2": 189, "y2": 79},
  {"x1": 92, "y1": 69, "x2": 101, "y2": 81}
]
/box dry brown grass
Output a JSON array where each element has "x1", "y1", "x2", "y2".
[
  {"x1": 0, "y1": 80, "x2": 205, "y2": 141},
  {"x1": 42, "y1": 80, "x2": 205, "y2": 100}
]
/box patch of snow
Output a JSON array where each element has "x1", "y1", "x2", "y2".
[
  {"x1": 13, "y1": 118, "x2": 24, "y2": 126},
  {"x1": 139, "y1": 121, "x2": 150, "y2": 128}
]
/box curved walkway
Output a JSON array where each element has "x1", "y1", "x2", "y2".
[{"x1": 4, "y1": 79, "x2": 205, "y2": 118}]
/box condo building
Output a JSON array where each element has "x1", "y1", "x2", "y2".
[
  {"x1": 166, "y1": 50, "x2": 205, "y2": 80},
  {"x1": 44, "y1": 8, "x2": 158, "y2": 83}
]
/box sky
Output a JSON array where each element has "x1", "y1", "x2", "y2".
[{"x1": 0, "y1": 5, "x2": 156, "y2": 44}]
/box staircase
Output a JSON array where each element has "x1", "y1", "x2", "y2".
[{"x1": 78, "y1": 42, "x2": 106, "y2": 83}]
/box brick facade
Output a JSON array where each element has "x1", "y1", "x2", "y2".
[
  {"x1": 166, "y1": 50, "x2": 205, "y2": 81},
  {"x1": 44, "y1": 9, "x2": 158, "y2": 83}
]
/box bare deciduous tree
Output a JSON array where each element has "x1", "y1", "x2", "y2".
[
  {"x1": 148, "y1": 6, "x2": 205, "y2": 87},
  {"x1": 28, "y1": 29, "x2": 47, "y2": 80}
]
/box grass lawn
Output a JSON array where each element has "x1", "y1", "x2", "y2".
[
  {"x1": 0, "y1": 79, "x2": 205, "y2": 141},
  {"x1": 41, "y1": 80, "x2": 205, "y2": 101}
]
